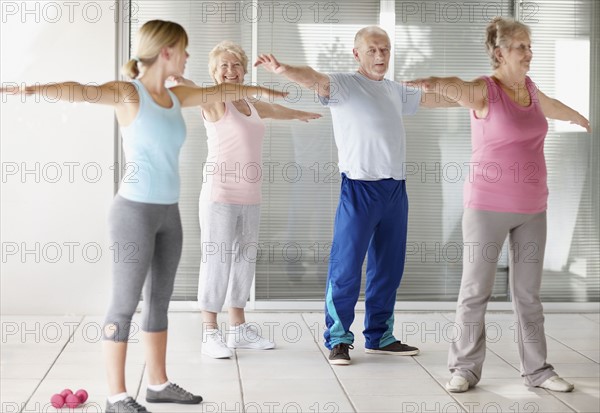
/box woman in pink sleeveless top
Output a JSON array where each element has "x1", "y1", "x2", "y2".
[
  {"x1": 174, "y1": 41, "x2": 321, "y2": 359},
  {"x1": 409, "y1": 17, "x2": 590, "y2": 393}
]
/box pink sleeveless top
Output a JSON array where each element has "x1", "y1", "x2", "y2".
[
  {"x1": 464, "y1": 76, "x2": 549, "y2": 213},
  {"x1": 200, "y1": 100, "x2": 266, "y2": 204}
]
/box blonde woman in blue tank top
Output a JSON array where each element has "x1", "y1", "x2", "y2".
[{"x1": 2, "y1": 20, "x2": 286, "y2": 413}]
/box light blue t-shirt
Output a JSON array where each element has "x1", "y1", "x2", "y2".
[
  {"x1": 118, "y1": 79, "x2": 187, "y2": 204},
  {"x1": 319, "y1": 72, "x2": 421, "y2": 180}
]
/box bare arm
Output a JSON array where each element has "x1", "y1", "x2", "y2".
[
  {"x1": 1, "y1": 81, "x2": 136, "y2": 107},
  {"x1": 420, "y1": 91, "x2": 462, "y2": 108},
  {"x1": 253, "y1": 101, "x2": 322, "y2": 122},
  {"x1": 254, "y1": 54, "x2": 331, "y2": 98},
  {"x1": 171, "y1": 82, "x2": 287, "y2": 108},
  {"x1": 537, "y1": 91, "x2": 591, "y2": 132},
  {"x1": 168, "y1": 75, "x2": 220, "y2": 115},
  {"x1": 1, "y1": 81, "x2": 141, "y2": 126},
  {"x1": 407, "y1": 77, "x2": 487, "y2": 111}
]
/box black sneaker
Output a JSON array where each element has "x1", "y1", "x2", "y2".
[
  {"x1": 105, "y1": 397, "x2": 150, "y2": 413},
  {"x1": 146, "y1": 382, "x2": 203, "y2": 404},
  {"x1": 328, "y1": 343, "x2": 353, "y2": 365},
  {"x1": 365, "y1": 341, "x2": 420, "y2": 356}
]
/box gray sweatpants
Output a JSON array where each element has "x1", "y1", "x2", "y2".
[
  {"x1": 449, "y1": 208, "x2": 556, "y2": 387},
  {"x1": 103, "y1": 195, "x2": 182, "y2": 342},
  {"x1": 197, "y1": 201, "x2": 260, "y2": 313}
]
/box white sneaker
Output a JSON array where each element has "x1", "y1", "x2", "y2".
[
  {"x1": 201, "y1": 329, "x2": 233, "y2": 359},
  {"x1": 445, "y1": 375, "x2": 469, "y2": 393},
  {"x1": 538, "y1": 376, "x2": 574, "y2": 392},
  {"x1": 227, "y1": 323, "x2": 276, "y2": 350}
]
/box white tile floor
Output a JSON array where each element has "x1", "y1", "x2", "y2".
[{"x1": 1, "y1": 312, "x2": 598, "y2": 413}]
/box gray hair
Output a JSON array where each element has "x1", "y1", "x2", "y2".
[
  {"x1": 486, "y1": 17, "x2": 531, "y2": 68},
  {"x1": 354, "y1": 26, "x2": 390, "y2": 48},
  {"x1": 208, "y1": 41, "x2": 248, "y2": 83}
]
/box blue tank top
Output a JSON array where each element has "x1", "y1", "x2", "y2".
[{"x1": 118, "y1": 79, "x2": 187, "y2": 204}]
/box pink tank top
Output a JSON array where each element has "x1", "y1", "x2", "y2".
[
  {"x1": 200, "y1": 100, "x2": 266, "y2": 204},
  {"x1": 464, "y1": 76, "x2": 549, "y2": 213}
]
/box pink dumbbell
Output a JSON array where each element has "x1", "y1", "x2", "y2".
[
  {"x1": 75, "y1": 389, "x2": 89, "y2": 403},
  {"x1": 50, "y1": 394, "x2": 65, "y2": 408},
  {"x1": 50, "y1": 388, "x2": 88, "y2": 408}
]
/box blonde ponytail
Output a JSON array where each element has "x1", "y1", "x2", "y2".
[{"x1": 122, "y1": 59, "x2": 140, "y2": 79}]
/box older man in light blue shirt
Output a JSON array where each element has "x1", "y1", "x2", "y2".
[{"x1": 256, "y1": 26, "x2": 448, "y2": 365}]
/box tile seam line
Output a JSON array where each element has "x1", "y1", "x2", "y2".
[
  {"x1": 300, "y1": 312, "x2": 358, "y2": 413},
  {"x1": 20, "y1": 314, "x2": 86, "y2": 413}
]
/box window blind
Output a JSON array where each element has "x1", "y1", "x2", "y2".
[
  {"x1": 127, "y1": 0, "x2": 598, "y2": 303},
  {"x1": 255, "y1": 1, "x2": 381, "y2": 300},
  {"x1": 130, "y1": 0, "x2": 252, "y2": 300},
  {"x1": 394, "y1": 0, "x2": 514, "y2": 301},
  {"x1": 523, "y1": 0, "x2": 599, "y2": 301}
]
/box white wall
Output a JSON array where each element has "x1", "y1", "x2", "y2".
[{"x1": 1, "y1": 0, "x2": 117, "y2": 314}]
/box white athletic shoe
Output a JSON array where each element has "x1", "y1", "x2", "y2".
[
  {"x1": 227, "y1": 323, "x2": 276, "y2": 350},
  {"x1": 445, "y1": 375, "x2": 469, "y2": 393},
  {"x1": 537, "y1": 376, "x2": 574, "y2": 392},
  {"x1": 201, "y1": 329, "x2": 233, "y2": 359}
]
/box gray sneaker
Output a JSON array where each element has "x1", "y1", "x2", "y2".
[
  {"x1": 146, "y1": 382, "x2": 202, "y2": 404},
  {"x1": 105, "y1": 397, "x2": 150, "y2": 413}
]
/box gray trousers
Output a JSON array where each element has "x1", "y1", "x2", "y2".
[
  {"x1": 197, "y1": 201, "x2": 260, "y2": 313},
  {"x1": 449, "y1": 208, "x2": 556, "y2": 387},
  {"x1": 103, "y1": 195, "x2": 182, "y2": 342}
]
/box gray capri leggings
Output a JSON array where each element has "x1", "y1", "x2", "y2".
[{"x1": 103, "y1": 195, "x2": 182, "y2": 342}]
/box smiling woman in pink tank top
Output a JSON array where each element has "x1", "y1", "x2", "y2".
[
  {"x1": 173, "y1": 41, "x2": 322, "y2": 359},
  {"x1": 408, "y1": 17, "x2": 590, "y2": 394}
]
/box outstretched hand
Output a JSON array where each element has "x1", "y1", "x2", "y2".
[
  {"x1": 572, "y1": 114, "x2": 592, "y2": 132},
  {"x1": 297, "y1": 112, "x2": 322, "y2": 122},
  {"x1": 254, "y1": 54, "x2": 286, "y2": 75}
]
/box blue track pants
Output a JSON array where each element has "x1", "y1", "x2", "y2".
[{"x1": 324, "y1": 174, "x2": 409, "y2": 350}]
